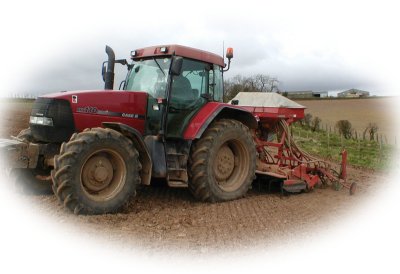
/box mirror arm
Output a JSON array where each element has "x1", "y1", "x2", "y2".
[
  {"x1": 115, "y1": 59, "x2": 128, "y2": 66},
  {"x1": 223, "y1": 58, "x2": 231, "y2": 72},
  {"x1": 118, "y1": 80, "x2": 126, "y2": 90}
]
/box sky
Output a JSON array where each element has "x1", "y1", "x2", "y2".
[
  {"x1": 1, "y1": 1, "x2": 400, "y2": 273},
  {"x1": 1, "y1": 0, "x2": 399, "y2": 97}
]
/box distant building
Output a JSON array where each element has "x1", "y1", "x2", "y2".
[
  {"x1": 313, "y1": 91, "x2": 328, "y2": 98},
  {"x1": 285, "y1": 90, "x2": 328, "y2": 99},
  {"x1": 337, "y1": 89, "x2": 370, "y2": 98},
  {"x1": 286, "y1": 91, "x2": 314, "y2": 99}
]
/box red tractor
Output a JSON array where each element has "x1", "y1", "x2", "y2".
[
  {"x1": 3, "y1": 45, "x2": 259, "y2": 214},
  {"x1": 1, "y1": 44, "x2": 355, "y2": 215}
]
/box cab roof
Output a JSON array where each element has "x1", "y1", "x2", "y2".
[{"x1": 131, "y1": 44, "x2": 225, "y2": 67}]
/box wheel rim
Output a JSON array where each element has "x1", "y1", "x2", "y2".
[
  {"x1": 213, "y1": 140, "x2": 250, "y2": 192},
  {"x1": 81, "y1": 149, "x2": 126, "y2": 202}
]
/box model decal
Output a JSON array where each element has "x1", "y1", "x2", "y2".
[
  {"x1": 77, "y1": 106, "x2": 98, "y2": 113},
  {"x1": 76, "y1": 107, "x2": 144, "y2": 120}
]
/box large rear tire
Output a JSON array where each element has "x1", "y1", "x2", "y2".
[
  {"x1": 188, "y1": 119, "x2": 256, "y2": 202},
  {"x1": 52, "y1": 128, "x2": 141, "y2": 215}
]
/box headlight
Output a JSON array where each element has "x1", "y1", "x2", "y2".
[{"x1": 29, "y1": 116, "x2": 54, "y2": 126}]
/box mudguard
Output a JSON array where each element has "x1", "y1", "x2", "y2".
[
  {"x1": 183, "y1": 102, "x2": 258, "y2": 140},
  {"x1": 102, "y1": 122, "x2": 152, "y2": 185}
]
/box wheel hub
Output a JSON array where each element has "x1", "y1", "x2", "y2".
[
  {"x1": 94, "y1": 166, "x2": 108, "y2": 182},
  {"x1": 82, "y1": 156, "x2": 114, "y2": 192},
  {"x1": 214, "y1": 145, "x2": 235, "y2": 182}
]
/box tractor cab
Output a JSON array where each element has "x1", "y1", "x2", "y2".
[{"x1": 105, "y1": 45, "x2": 226, "y2": 138}]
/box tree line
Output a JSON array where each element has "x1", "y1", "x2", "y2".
[
  {"x1": 298, "y1": 113, "x2": 380, "y2": 141},
  {"x1": 224, "y1": 74, "x2": 280, "y2": 102}
]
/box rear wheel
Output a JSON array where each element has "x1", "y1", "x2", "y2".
[
  {"x1": 188, "y1": 119, "x2": 256, "y2": 202},
  {"x1": 52, "y1": 128, "x2": 141, "y2": 214}
]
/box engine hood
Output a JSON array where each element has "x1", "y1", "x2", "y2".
[
  {"x1": 43, "y1": 90, "x2": 147, "y2": 110},
  {"x1": 39, "y1": 89, "x2": 149, "y2": 134}
]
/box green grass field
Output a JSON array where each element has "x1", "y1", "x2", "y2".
[{"x1": 291, "y1": 123, "x2": 395, "y2": 170}]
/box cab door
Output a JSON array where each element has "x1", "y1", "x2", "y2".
[{"x1": 166, "y1": 59, "x2": 212, "y2": 139}]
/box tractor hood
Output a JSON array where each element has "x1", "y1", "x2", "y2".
[
  {"x1": 42, "y1": 90, "x2": 148, "y2": 113},
  {"x1": 35, "y1": 90, "x2": 148, "y2": 135}
]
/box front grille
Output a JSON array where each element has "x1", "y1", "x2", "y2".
[{"x1": 30, "y1": 98, "x2": 75, "y2": 143}]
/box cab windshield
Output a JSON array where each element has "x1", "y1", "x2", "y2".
[{"x1": 124, "y1": 57, "x2": 171, "y2": 98}]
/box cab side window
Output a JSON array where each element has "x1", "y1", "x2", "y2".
[
  {"x1": 209, "y1": 65, "x2": 223, "y2": 102},
  {"x1": 170, "y1": 59, "x2": 209, "y2": 109}
]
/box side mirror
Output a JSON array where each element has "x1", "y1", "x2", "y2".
[
  {"x1": 101, "y1": 61, "x2": 107, "y2": 82},
  {"x1": 170, "y1": 56, "x2": 183, "y2": 76},
  {"x1": 231, "y1": 99, "x2": 239, "y2": 105}
]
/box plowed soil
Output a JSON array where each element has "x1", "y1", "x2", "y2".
[
  {"x1": 296, "y1": 97, "x2": 397, "y2": 144},
  {"x1": 0, "y1": 101, "x2": 388, "y2": 254}
]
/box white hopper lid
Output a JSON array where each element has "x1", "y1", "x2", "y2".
[{"x1": 229, "y1": 92, "x2": 305, "y2": 108}]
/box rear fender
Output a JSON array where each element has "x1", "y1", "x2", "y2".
[
  {"x1": 183, "y1": 102, "x2": 258, "y2": 140},
  {"x1": 102, "y1": 122, "x2": 152, "y2": 185}
]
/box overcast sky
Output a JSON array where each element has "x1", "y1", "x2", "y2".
[{"x1": 1, "y1": 0, "x2": 399, "y2": 97}]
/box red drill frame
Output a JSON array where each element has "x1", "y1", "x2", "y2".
[{"x1": 242, "y1": 105, "x2": 356, "y2": 195}]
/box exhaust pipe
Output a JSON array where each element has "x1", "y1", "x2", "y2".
[{"x1": 104, "y1": 45, "x2": 115, "y2": 90}]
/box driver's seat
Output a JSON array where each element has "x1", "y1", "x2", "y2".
[
  {"x1": 167, "y1": 75, "x2": 203, "y2": 138},
  {"x1": 172, "y1": 75, "x2": 192, "y2": 100}
]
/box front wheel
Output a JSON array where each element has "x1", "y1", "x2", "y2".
[
  {"x1": 188, "y1": 119, "x2": 256, "y2": 202},
  {"x1": 52, "y1": 128, "x2": 141, "y2": 215}
]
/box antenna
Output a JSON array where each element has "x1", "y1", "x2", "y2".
[{"x1": 222, "y1": 40, "x2": 225, "y2": 59}]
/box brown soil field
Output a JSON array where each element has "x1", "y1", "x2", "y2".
[
  {"x1": 0, "y1": 100, "x2": 391, "y2": 255},
  {"x1": 295, "y1": 97, "x2": 398, "y2": 144}
]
